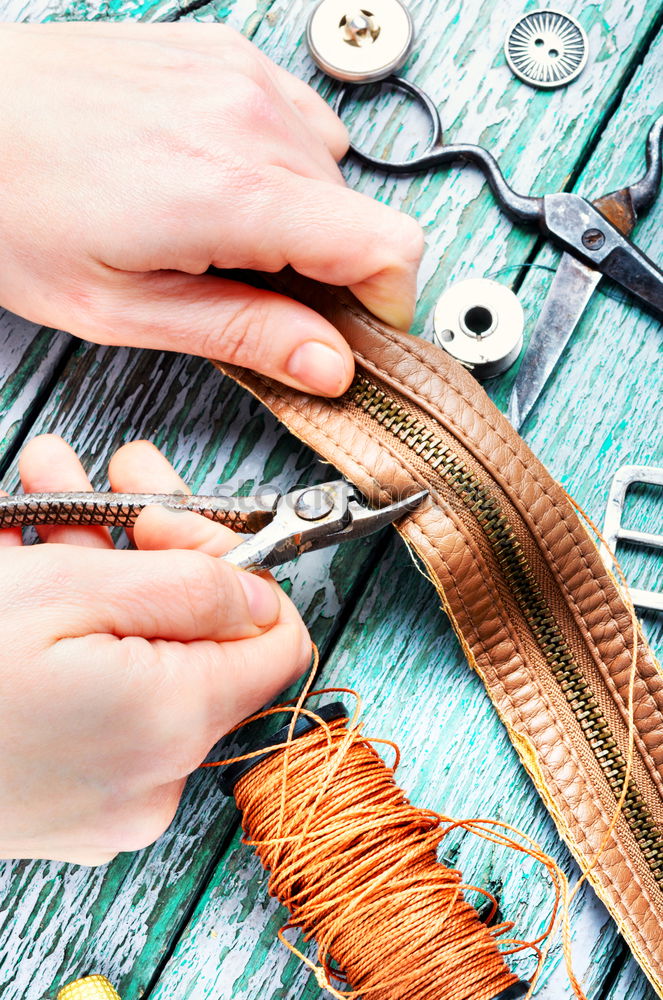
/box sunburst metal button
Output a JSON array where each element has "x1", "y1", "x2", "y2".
[{"x1": 504, "y1": 10, "x2": 588, "y2": 89}]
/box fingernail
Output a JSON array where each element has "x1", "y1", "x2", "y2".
[
  {"x1": 286, "y1": 342, "x2": 350, "y2": 396},
  {"x1": 237, "y1": 571, "x2": 281, "y2": 628}
]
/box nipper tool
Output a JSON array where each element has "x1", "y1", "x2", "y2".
[{"x1": 0, "y1": 480, "x2": 428, "y2": 572}]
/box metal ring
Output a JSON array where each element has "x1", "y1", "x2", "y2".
[{"x1": 332, "y1": 76, "x2": 444, "y2": 173}]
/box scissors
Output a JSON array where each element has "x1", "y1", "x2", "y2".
[
  {"x1": 0, "y1": 480, "x2": 427, "y2": 572},
  {"x1": 333, "y1": 78, "x2": 663, "y2": 429}
]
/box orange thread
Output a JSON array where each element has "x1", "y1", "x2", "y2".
[{"x1": 203, "y1": 664, "x2": 573, "y2": 1000}]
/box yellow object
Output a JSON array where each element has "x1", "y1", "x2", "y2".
[{"x1": 57, "y1": 975, "x2": 120, "y2": 1000}]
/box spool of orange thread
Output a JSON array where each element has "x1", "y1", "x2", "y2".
[{"x1": 217, "y1": 703, "x2": 531, "y2": 1000}]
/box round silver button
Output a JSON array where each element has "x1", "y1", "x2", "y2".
[
  {"x1": 307, "y1": 0, "x2": 414, "y2": 82},
  {"x1": 433, "y1": 278, "x2": 524, "y2": 380},
  {"x1": 504, "y1": 10, "x2": 588, "y2": 89}
]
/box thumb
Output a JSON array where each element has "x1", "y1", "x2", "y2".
[{"x1": 87, "y1": 270, "x2": 355, "y2": 397}]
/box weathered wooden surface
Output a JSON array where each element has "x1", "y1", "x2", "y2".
[{"x1": 0, "y1": 1, "x2": 661, "y2": 999}]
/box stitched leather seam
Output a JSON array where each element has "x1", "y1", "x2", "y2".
[
  {"x1": 352, "y1": 329, "x2": 650, "y2": 671},
  {"x1": 264, "y1": 279, "x2": 660, "y2": 716},
  {"x1": 235, "y1": 354, "x2": 663, "y2": 802},
  {"x1": 347, "y1": 341, "x2": 663, "y2": 790}
]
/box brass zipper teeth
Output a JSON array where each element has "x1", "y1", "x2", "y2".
[{"x1": 351, "y1": 376, "x2": 663, "y2": 883}]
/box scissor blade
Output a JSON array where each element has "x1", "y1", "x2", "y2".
[
  {"x1": 600, "y1": 244, "x2": 663, "y2": 315},
  {"x1": 507, "y1": 253, "x2": 601, "y2": 430}
]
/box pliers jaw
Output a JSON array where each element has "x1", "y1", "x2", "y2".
[{"x1": 223, "y1": 480, "x2": 428, "y2": 572}]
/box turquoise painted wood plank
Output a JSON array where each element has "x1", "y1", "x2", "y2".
[
  {"x1": 220, "y1": 0, "x2": 663, "y2": 345},
  {"x1": 1, "y1": 0, "x2": 269, "y2": 26},
  {"x1": 0, "y1": 314, "x2": 71, "y2": 471},
  {"x1": 605, "y1": 952, "x2": 659, "y2": 1000},
  {"x1": 489, "y1": 23, "x2": 663, "y2": 416},
  {"x1": 499, "y1": 28, "x2": 663, "y2": 636}
]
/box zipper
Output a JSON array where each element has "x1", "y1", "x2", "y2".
[{"x1": 349, "y1": 373, "x2": 663, "y2": 886}]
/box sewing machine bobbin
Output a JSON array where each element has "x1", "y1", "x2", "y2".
[
  {"x1": 306, "y1": 0, "x2": 414, "y2": 82},
  {"x1": 433, "y1": 278, "x2": 524, "y2": 379}
]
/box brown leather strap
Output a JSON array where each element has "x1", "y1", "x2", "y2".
[{"x1": 216, "y1": 272, "x2": 663, "y2": 995}]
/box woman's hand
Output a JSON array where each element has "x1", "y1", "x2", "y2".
[
  {"x1": 0, "y1": 434, "x2": 311, "y2": 865},
  {"x1": 0, "y1": 22, "x2": 424, "y2": 397}
]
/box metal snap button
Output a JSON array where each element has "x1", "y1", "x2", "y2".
[{"x1": 307, "y1": 0, "x2": 414, "y2": 82}]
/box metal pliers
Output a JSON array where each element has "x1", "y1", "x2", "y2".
[
  {"x1": 223, "y1": 480, "x2": 427, "y2": 570},
  {"x1": 0, "y1": 480, "x2": 428, "y2": 572}
]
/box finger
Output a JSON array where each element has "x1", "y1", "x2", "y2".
[
  {"x1": 261, "y1": 171, "x2": 425, "y2": 330},
  {"x1": 18, "y1": 435, "x2": 114, "y2": 548},
  {"x1": 198, "y1": 169, "x2": 423, "y2": 329},
  {"x1": 133, "y1": 507, "x2": 241, "y2": 558},
  {"x1": 258, "y1": 74, "x2": 346, "y2": 184},
  {"x1": 108, "y1": 439, "x2": 189, "y2": 495},
  {"x1": 87, "y1": 271, "x2": 355, "y2": 397},
  {"x1": 197, "y1": 619, "x2": 313, "y2": 732},
  {"x1": 132, "y1": 507, "x2": 299, "y2": 636},
  {"x1": 265, "y1": 63, "x2": 349, "y2": 161},
  {"x1": 149, "y1": 621, "x2": 312, "y2": 743},
  {"x1": 0, "y1": 492, "x2": 23, "y2": 548},
  {"x1": 202, "y1": 24, "x2": 348, "y2": 160},
  {"x1": 38, "y1": 544, "x2": 281, "y2": 642},
  {"x1": 112, "y1": 442, "x2": 291, "y2": 615},
  {"x1": 108, "y1": 439, "x2": 190, "y2": 545}
]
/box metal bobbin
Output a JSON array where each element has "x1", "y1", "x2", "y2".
[
  {"x1": 217, "y1": 702, "x2": 349, "y2": 796},
  {"x1": 307, "y1": 0, "x2": 414, "y2": 82},
  {"x1": 433, "y1": 278, "x2": 524, "y2": 379}
]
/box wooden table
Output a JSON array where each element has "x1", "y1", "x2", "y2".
[{"x1": 0, "y1": 1, "x2": 661, "y2": 998}]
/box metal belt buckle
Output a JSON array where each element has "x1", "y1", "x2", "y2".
[{"x1": 600, "y1": 464, "x2": 663, "y2": 612}]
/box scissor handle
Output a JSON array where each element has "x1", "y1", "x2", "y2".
[
  {"x1": 628, "y1": 114, "x2": 663, "y2": 215},
  {"x1": 332, "y1": 76, "x2": 444, "y2": 172},
  {"x1": 333, "y1": 76, "x2": 541, "y2": 225}
]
